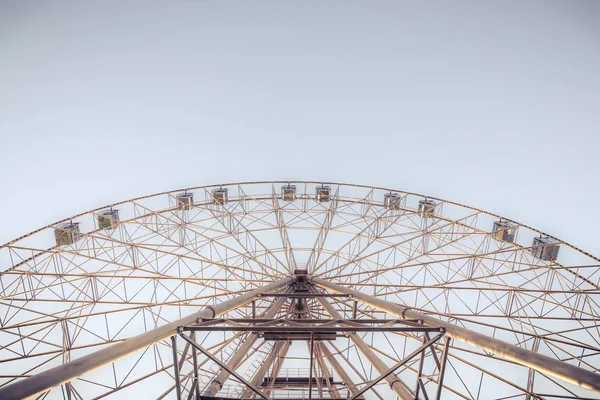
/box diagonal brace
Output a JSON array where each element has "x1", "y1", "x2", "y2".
[
  {"x1": 349, "y1": 333, "x2": 445, "y2": 400},
  {"x1": 178, "y1": 332, "x2": 269, "y2": 400}
]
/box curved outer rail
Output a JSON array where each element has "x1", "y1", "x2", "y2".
[
  {"x1": 0, "y1": 277, "x2": 293, "y2": 400},
  {"x1": 312, "y1": 277, "x2": 600, "y2": 394}
]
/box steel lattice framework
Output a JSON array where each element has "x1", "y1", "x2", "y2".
[{"x1": 0, "y1": 181, "x2": 599, "y2": 400}]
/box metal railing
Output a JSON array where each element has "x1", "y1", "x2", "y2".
[
  {"x1": 265, "y1": 367, "x2": 334, "y2": 380},
  {"x1": 268, "y1": 388, "x2": 351, "y2": 399},
  {"x1": 212, "y1": 384, "x2": 350, "y2": 399}
]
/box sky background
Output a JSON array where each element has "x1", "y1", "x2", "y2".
[{"x1": 0, "y1": 0, "x2": 599, "y2": 257}]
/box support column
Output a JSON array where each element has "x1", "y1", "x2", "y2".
[
  {"x1": 171, "y1": 336, "x2": 182, "y2": 400},
  {"x1": 435, "y1": 336, "x2": 451, "y2": 400},
  {"x1": 316, "y1": 296, "x2": 414, "y2": 400},
  {"x1": 190, "y1": 332, "x2": 201, "y2": 400},
  {"x1": 413, "y1": 333, "x2": 428, "y2": 400},
  {"x1": 308, "y1": 334, "x2": 315, "y2": 399},
  {"x1": 312, "y1": 277, "x2": 600, "y2": 394},
  {"x1": 0, "y1": 277, "x2": 293, "y2": 400}
]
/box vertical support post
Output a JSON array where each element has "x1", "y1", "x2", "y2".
[
  {"x1": 414, "y1": 333, "x2": 428, "y2": 400},
  {"x1": 308, "y1": 333, "x2": 315, "y2": 400},
  {"x1": 191, "y1": 332, "x2": 200, "y2": 400},
  {"x1": 171, "y1": 336, "x2": 182, "y2": 400},
  {"x1": 525, "y1": 337, "x2": 541, "y2": 400},
  {"x1": 252, "y1": 300, "x2": 256, "y2": 319},
  {"x1": 435, "y1": 336, "x2": 451, "y2": 400},
  {"x1": 352, "y1": 300, "x2": 358, "y2": 319}
]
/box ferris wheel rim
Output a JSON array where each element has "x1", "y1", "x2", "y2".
[
  {"x1": 1, "y1": 180, "x2": 597, "y2": 264},
  {"x1": 1, "y1": 180, "x2": 599, "y2": 400}
]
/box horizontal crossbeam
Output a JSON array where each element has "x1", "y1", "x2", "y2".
[
  {"x1": 258, "y1": 293, "x2": 351, "y2": 298},
  {"x1": 180, "y1": 325, "x2": 443, "y2": 333}
]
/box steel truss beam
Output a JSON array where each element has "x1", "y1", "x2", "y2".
[
  {"x1": 312, "y1": 277, "x2": 600, "y2": 394},
  {"x1": 0, "y1": 277, "x2": 293, "y2": 400}
]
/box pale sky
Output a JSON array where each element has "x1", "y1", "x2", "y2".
[{"x1": 1, "y1": 0, "x2": 599, "y2": 258}]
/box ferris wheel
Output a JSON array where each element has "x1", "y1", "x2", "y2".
[{"x1": 0, "y1": 181, "x2": 598, "y2": 400}]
